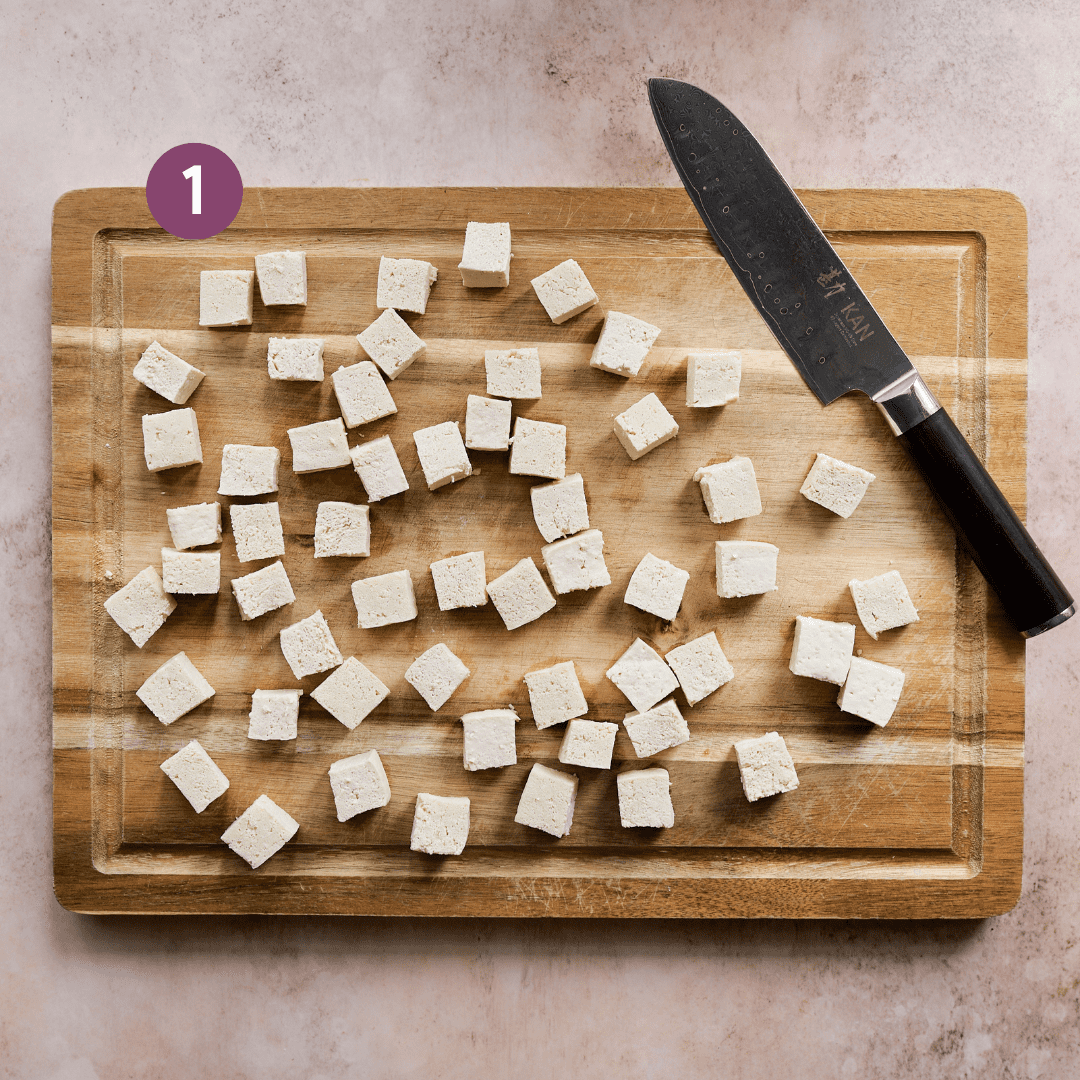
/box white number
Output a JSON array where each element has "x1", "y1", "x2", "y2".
[{"x1": 182, "y1": 165, "x2": 202, "y2": 215}]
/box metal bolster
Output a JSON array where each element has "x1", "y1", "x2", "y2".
[
  {"x1": 1021, "y1": 603, "x2": 1076, "y2": 638},
  {"x1": 872, "y1": 370, "x2": 942, "y2": 436}
]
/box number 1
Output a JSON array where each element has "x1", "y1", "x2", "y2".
[{"x1": 182, "y1": 165, "x2": 202, "y2": 215}]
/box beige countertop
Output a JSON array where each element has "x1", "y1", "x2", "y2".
[{"x1": 3, "y1": 1, "x2": 1078, "y2": 1075}]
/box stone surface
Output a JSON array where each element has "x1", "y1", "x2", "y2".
[{"x1": 6, "y1": 1, "x2": 1080, "y2": 1077}]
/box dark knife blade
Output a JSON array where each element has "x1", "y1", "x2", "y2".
[{"x1": 648, "y1": 77, "x2": 1074, "y2": 637}]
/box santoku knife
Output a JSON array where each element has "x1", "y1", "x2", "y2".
[{"x1": 648, "y1": 77, "x2": 1074, "y2": 638}]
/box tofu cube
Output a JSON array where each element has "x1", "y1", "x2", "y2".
[
  {"x1": 351, "y1": 435, "x2": 409, "y2": 501},
  {"x1": 837, "y1": 656, "x2": 906, "y2": 726},
  {"x1": 606, "y1": 637, "x2": 680, "y2": 713},
  {"x1": 229, "y1": 502, "x2": 285, "y2": 563},
  {"x1": 429, "y1": 551, "x2": 487, "y2": 610},
  {"x1": 356, "y1": 308, "x2": 427, "y2": 379},
  {"x1": 328, "y1": 750, "x2": 392, "y2": 822},
  {"x1": 133, "y1": 341, "x2": 205, "y2": 404},
  {"x1": 310, "y1": 655, "x2": 390, "y2": 729},
  {"x1": 405, "y1": 643, "x2": 471, "y2": 711},
  {"x1": 248, "y1": 688, "x2": 302, "y2": 741},
  {"x1": 530, "y1": 473, "x2": 589, "y2": 543},
  {"x1": 624, "y1": 552, "x2": 690, "y2": 621},
  {"x1": 331, "y1": 361, "x2": 397, "y2": 428},
  {"x1": 541, "y1": 529, "x2": 611, "y2": 594},
  {"x1": 509, "y1": 416, "x2": 566, "y2": 480},
  {"x1": 849, "y1": 570, "x2": 919, "y2": 639},
  {"x1": 288, "y1": 417, "x2": 351, "y2": 473},
  {"x1": 715, "y1": 540, "x2": 779, "y2": 598},
  {"x1": 142, "y1": 409, "x2": 202, "y2": 472},
  {"x1": 161, "y1": 548, "x2": 221, "y2": 595},
  {"x1": 254, "y1": 249, "x2": 307, "y2": 306},
  {"x1": 413, "y1": 421, "x2": 472, "y2": 489},
  {"x1": 694, "y1": 457, "x2": 762, "y2": 524},
  {"x1": 459, "y1": 222, "x2": 512, "y2": 287},
  {"x1": 376, "y1": 256, "x2": 438, "y2": 315},
  {"x1": 622, "y1": 699, "x2": 690, "y2": 758},
  {"x1": 279, "y1": 609, "x2": 343, "y2": 679},
  {"x1": 199, "y1": 269, "x2": 254, "y2": 327},
  {"x1": 218, "y1": 444, "x2": 280, "y2": 496},
  {"x1": 104, "y1": 565, "x2": 176, "y2": 647},
  {"x1": 351, "y1": 569, "x2": 417, "y2": 628},
  {"x1": 617, "y1": 768, "x2": 674, "y2": 828},
  {"x1": 267, "y1": 337, "x2": 324, "y2": 381},
  {"x1": 230, "y1": 561, "x2": 295, "y2": 621},
  {"x1": 589, "y1": 311, "x2": 662, "y2": 378},
  {"x1": 461, "y1": 709, "x2": 518, "y2": 770},
  {"x1": 136, "y1": 651, "x2": 215, "y2": 725},
  {"x1": 486, "y1": 557, "x2": 556, "y2": 630},
  {"x1": 166, "y1": 502, "x2": 221, "y2": 550},
  {"x1": 160, "y1": 739, "x2": 230, "y2": 813},
  {"x1": 465, "y1": 394, "x2": 512, "y2": 451},
  {"x1": 800, "y1": 453, "x2": 876, "y2": 518},
  {"x1": 514, "y1": 763, "x2": 578, "y2": 837},
  {"x1": 522, "y1": 660, "x2": 588, "y2": 729},
  {"x1": 734, "y1": 731, "x2": 799, "y2": 802},
  {"x1": 789, "y1": 615, "x2": 856, "y2": 684},
  {"x1": 558, "y1": 719, "x2": 618, "y2": 770},
  {"x1": 314, "y1": 502, "x2": 370, "y2": 558},
  {"x1": 686, "y1": 351, "x2": 741, "y2": 407},
  {"x1": 664, "y1": 631, "x2": 734, "y2": 706},
  {"x1": 530, "y1": 259, "x2": 598, "y2": 324},
  {"x1": 614, "y1": 393, "x2": 679, "y2": 460},
  {"x1": 221, "y1": 794, "x2": 299, "y2": 869},
  {"x1": 410, "y1": 792, "x2": 470, "y2": 855},
  {"x1": 485, "y1": 348, "x2": 541, "y2": 399}
]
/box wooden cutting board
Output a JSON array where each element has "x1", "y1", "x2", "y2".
[{"x1": 52, "y1": 187, "x2": 1026, "y2": 917}]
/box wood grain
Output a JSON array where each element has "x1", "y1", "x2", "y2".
[{"x1": 52, "y1": 187, "x2": 1027, "y2": 917}]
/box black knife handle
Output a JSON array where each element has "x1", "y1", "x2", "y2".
[{"x1": 895, "y1": 406, "x2": 1074, "y2": 636}]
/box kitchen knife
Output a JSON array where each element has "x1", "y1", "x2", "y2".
[{"x1": 648, "y1": 77, "x2": 1074, "y2": 638}]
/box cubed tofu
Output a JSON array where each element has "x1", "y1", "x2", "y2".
[
  {"x1": 221, "y1": 794, "x2": 299, "y2": 868},
  {"x1": 837, "y1": 656, "x2": 906, "y2": 726},
  {"x1": 613, "y1": 393, "x2": 679, "y2": 460},
  {"x1": 514, "y1": 763, "x2": 579, "y2": 837},
  {"x1": 429, "y1": 551, "x2": 487, "y2": 610},
  {"x1": 410, "y1": 792, "x2": 470, "y2": 855},
  {"x1": 350, "y1": 435, "x2": 409, "y2": 501},
  {"x1": 266, "y1": 337, "x2": 324, "y2": 381},
  {"x1": 142, "y1": 409, "x2": 203, "y2": 472},
  {"x1": 356, "y1": 308, "x2": 427, "y2": 380},
  {"x1": 331, "y1": 360, "x2": 398, "y2": 428},
  {"x1": 218, "y1": 444, "x2": 280, "y2": 496},
  {"x1": 485, "y1": 347, "x2": 541, "y2": 399},
  {"x1": 230, "y1": 561, "x2": 295, "y2": 621},
  {"x1": 622, "y1": 699, "x2": 690, "y2": 758},
  {"x1": 413, "y1": 421, "x2": 473, "y2": 489},
  {"x1": 229, "y1": 502, "x2": 285, "y2": 563},
  {"x1": 458, "y1": 221, "x2": 512, "y2": 287},
  {"x1": 606, "y1": 638, "x2": 680, "y2": 713},
  {"x1": 161, "y1": 547, "x2": 221, "y2": 595},
  {"x1": 310, "y1": 655, "x2": 390, "y2": 729},
  {"x1": 461, "y1": 709, "x2": 518, "y2": 770},
  {"x1": 541, "y1": 529, "x2": 610, "y2": 594},
  {"x1": 279, "y1": 610, "x2": 344, "y2": 679},
  {"x1": 686, "y1": 351, "x2": 741, "y2": 407},
  {"x1": 734, "y1": 731, "x2": 799, "y2": 802},
  {"x1": 530, "y1": 473, "x2": 589, "y2": 543},
  {"x1": 199, "y1": 269, "x2": 254, "y2": 327},
  {"x1": 664, "y1": 631, "x2": 734, "y2": 706},
  {"x1": 405, "y1": 643, "x2": 471, "y2": 712},
  {"x1": 530, "y1": 259, "x2": 598, "y2": 325},
  {"x1": 486, "y1": 557, "x2": 556, "y2": 630},
  {"x1": 376, "y1": 257, "x2": 438, "y2": 315},
  {"x1": 589, "y1": 311, "x2": 662, "y2": 377},
  {"x1": 464, "y1": 395, "x2": 512, "y2": 451},
  {"x1": 848, "y1": 570, "x2": 919, "y2": 639},
  {"x1": 715, "y1": 541, "x2": 779, "y2": 598},
  {"x1": 136, "y1": 652, "x2": 215, "y2": 725},
  {"x1": 133, "y1": 341, "x2": 205, "y2": 404},
  {"x1": 789, "y1": 615, "x2": 856, "y2": 684},
  {"x1": 694, "y1": 457, "x2": 762, "y2": 524},
  {"x1": 509, "y1": 416, "x2": 566, "y2": 480},
  {"x1": 255, "y1": 249, "x2": 307, "y2": 306},
  {"x1": 523, "y1": 660, "x2": 588, "y2": 730},
  {"x1": 104, "y1": 566, "x2": 176, "y2": 647},
  {"x1": 159, "y1": 739, "x2": 229, "y2": 813},
  {"x1": 351, "y1": 569, "x2": 417, "y2": 628},
  {"x1": 314, "y1": 502, "x2": 370, "y2": 558},
  {"x1": 248, "y1": 689, "x2": 302, "y2": 740},
  {"x1": 800, "y1": 453, "x2": 875, "y2": 518},
  {"x1": 624, "y1": 552, "x2": 690, "y2": 621},
  {"x1": 558, "y1": 719, "x2": 617, "y2": 769},
  {"x1": 166, "y1": 502, "x2": 221, "y2": 550},
  {"x1": 328, "y1": 750, "x2": 392, "y2": 822},
  {"x1": 288, "y1": 417, "x2": 351, "y2": 473},
  {"x1": 617, "y1": 768, "x2": 674, "y2": 828}
]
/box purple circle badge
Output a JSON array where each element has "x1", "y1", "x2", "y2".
[{"x1": 146, "y1": 143, "x2": 244, "y2": 240}]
